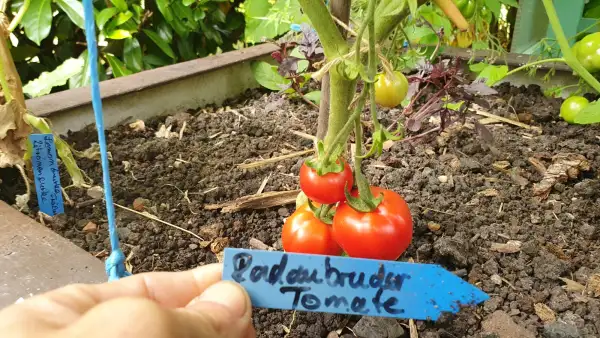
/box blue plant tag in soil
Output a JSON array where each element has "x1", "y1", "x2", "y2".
[
  {"x1": 222, "y1": 248, "x2": 489, "y2": 320},
  {"x1": 29, "y1": 134, "x2": 64, "y2": 216}
]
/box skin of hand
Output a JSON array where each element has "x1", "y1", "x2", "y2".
[{"x1": 0, "y1": 263, "x2": 255, "y2": 338}]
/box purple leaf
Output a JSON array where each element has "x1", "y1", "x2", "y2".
[
  {"x1": 278, "y1": 57, "x2": 300, "y2": 76},
  {"x1": 462, "y1": 79, "x2": 498, "y2": 96}
]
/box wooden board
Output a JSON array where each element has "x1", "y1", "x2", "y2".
[{"x1": 0, "y1": 202, "x2": 106, "y2": 308}]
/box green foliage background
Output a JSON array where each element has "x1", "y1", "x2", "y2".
[{"x1": 9, "y1": 0, "x2": 245, "y2": 98}]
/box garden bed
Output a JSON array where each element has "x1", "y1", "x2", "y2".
[{"x1": 2, "y1": 83, "x2": 600, "y2": 337}]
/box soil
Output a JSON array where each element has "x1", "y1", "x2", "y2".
[{"x1": 2, "y1": 83, "x2": 600, "y2": 338}]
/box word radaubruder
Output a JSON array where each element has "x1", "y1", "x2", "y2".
[{"x1": 222, "y1": 248, "x2": 489, "y2": 320}]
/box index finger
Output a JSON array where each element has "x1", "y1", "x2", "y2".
[{"x1": 18, "y1": 263, "x2": 224, "y2": 318}]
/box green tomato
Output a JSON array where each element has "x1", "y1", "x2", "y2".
[
  {"x1": 374, "y1": 71, "x2": 409, "y2": 108},
  {"x1": 575, "y1": 32, "x2": 600, "y2": 72},
  {"x1": 560, "y1": 96, "x2": 589, "y2": 123},
  {"x1": 461, "y1": 0, "x2": 476, "y2": 19},
  {"x1": 480, "y1": 5, "x2": 493, "y2": 23},
  {"x1": 453, "y1": 0, "x2": 468, "y2": 11}
]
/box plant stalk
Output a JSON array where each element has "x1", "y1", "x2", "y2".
[
  {"x1": 8, "y1": 0, "x2": 31, "y2": 32},
  {"x1": 297, "y1": 0, "x2": 348, "y2": 59},
  {"x1": 502, "y1": 57, "x2": 565, "y2": 79},
  {"x1": 542, "y1": 0, "x2": 600, "y2": 93}
]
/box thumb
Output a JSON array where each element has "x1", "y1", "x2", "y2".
[{"x1": 181, "y1": 281, "x2": 255, "y2": 338}]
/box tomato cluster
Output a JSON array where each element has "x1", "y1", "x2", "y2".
[
  {"x1": 573, "y1": 32, "x2": 600, "y2": 73},
  {"x1": 282, "y1": 161, "x2": 413, "y2": 261}
]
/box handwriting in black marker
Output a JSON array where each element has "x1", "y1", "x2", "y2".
[
  {"x1": 231, "y1": 252, "x2": 252, "y2": 283},
  {"x1": 372, "y1": 288, "x2": 404, "y2": 315},
  {"x1": 279, "y1": 286, "x2": 320, "y2": 310}
]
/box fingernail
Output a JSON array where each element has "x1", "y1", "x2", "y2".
[{"x1": 188, "y1": 281, "x2": 248, "y2": 318}]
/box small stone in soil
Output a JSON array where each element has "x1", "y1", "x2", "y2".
[
  {"x1": 434, "y1": 236, "x2": 469, "y2": 267},
  {"x1": 427, "y1": 221, "x2": 441, "y2": 232},
  {"x1": 277, "y1": 207, "x2": 289, "y2": 217},
  {"x1": 133, "y1": 197, "x2": 150, "y2": 211},
  {"x1": 543, "y1": 321, "x2": 581, "y2": 338},
  {"x1": 481, "y1": 310, "x2": 535, "y2": 338},
  {"x1": 82, "y1": 221, "x2": 97, "y2": 233},
  {"x1": 87, "y1": 186, "x2": 104, "y2": 199},
  {"x1": 352, "y1": 316, "x2": 404, "y2": 338}
]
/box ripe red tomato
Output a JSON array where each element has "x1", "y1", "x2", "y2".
[
  {"x1": 332, "y1": 186, "x2": 413, "y2": 260},
  {"x1": 282, "y1": 204, "x2": 343, "y2": 256},
  {"x1": 299, "y1": 160, "x2": 354, "y2": 205}
]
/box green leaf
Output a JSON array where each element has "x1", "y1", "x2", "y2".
[
  {"x1": 124, "y1": 37, "x2": 143, "y2": 72},
  {"x1": 173, "y1": 2, "x2": 197, "y2": 30},
  {"x1": 143, "y1": 29, "x2": 176, "y2": 59},
  {"x1": 304, "y1": 91, "x2": 321, "y2": 105},
  {"x1": 177, "y1": 37, "x2": 196, "y2": 60},
  {"x1": 11, "y1": 44, "x2": 40, "y2": 62},
  {"x1": 484, "y1": 0, "x2": 501, "y2": 18},
  {"x1": 250, "y1": 61, "x2": 291, "y2": 91},
  {"x1": 157, "y1": 21, "x2": 173, "y2": 43},
  {"x1": 498, "y1": 0, "x2": 519, "y2": 8},
  {"x1": 183, "y1": 0, "x2": 195, "y2": 5},
  {"x1": 105, "y1": 54, "x2": 133, "y2": 77},
  {"x1": 143, "y1": 54, "x2": 170, "y2": 67},
  {"x1": 470, "y1": 63, "x2": 508, "y2": 86},
  {"x1": 114, "y1": 11, "x2": 133, "y2": 26},
  {"x1": 55, "y1": 0, "x2": 85, "y2": 29},
  {"x1": 408, "y1": 0, "x2": 418, "y2": 17},
  {"x1": 110, "y1": 0, "x2": 128, "y2": 11},
  {"x1": 106, "y1": 29, "x2": 132, "y2": 39},
  {"x1": 21, "y1": 0, "x2": 52, "y2": 46},
  {"x1": 574, "y1": 100, "x2": 600, "y2": 124},
  {"x1": 156, "y1": 0, "x2": 174, "y2": 21},
  {"x1": 69, "y1": 50, "x2": 90, "y2": 88},
  {"x1": 243, "y1": 0, "x2": 307, "y2": 44},
  {"x1": 211, "y1": 8, "x2": 227, "y2": 23},
  {"x1": 96, "y1": 7, "x2": 120, "y2": 30},
  {"x1": 23, "y1": 58, "x2": 85, "y2": 97}
]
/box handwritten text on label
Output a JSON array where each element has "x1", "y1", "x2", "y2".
[
  {"x1": 30, "y1": 134, "x2": 64, "y2": 216},
  {"x1": 223, "y1": 249, "x2": 488, "y2": 320}
]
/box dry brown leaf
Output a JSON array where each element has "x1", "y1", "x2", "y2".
[
  {"x1": 534, "y1": 303, "x2": 556, "y2": 323},
  {"x1": 155, "y1": 124, "x2": 178, "y2": 138},
  {"x1": 478, "y1": 188, "x2": 499, "y2": 197},
  {"x1": 545, "y1": 243, "x2": 569, "y2": 260},
  {"x1": 205, "y1": 190, "x2": 300, "y2": 213},
  {"x1": 588, "y1": 274, "x2": 600, "y2": 297},
  {"x1": 215, "y1": 251, "x2": 224, "y2": 263},
  {"x1": 0, "y1": 100, "x2": 30, "y2": 167},
  {"x1": 210, "y1": 237, "x2": 230, "y2": 254},
  {"x1": 492, "y1": 161, "x2": 510, "y2": 170},
  {"x1": 490, "y1": 240, "x2": 522, "y2": 253},
  {"x1": 533, "y1": 154, "x2": 591, "y2": 198},
  {"x1": 129, "y1": 120, "x2": 145, "y2": 132},
  {"x1": 558, "y1": 277, "x2": 586, "y2": 293},
  {"x1": 198, "y1": 240, "x2": 212, "y2": 248},
  {"x1": 528, "y1": 157, "x2": 546, "y2": 175},
  {"x1": 249, "y1": 237, "x2": 275, "y2": 251}
]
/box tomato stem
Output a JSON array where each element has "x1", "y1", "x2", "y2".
[{"x1": 542, "y1": 0, "x2": 600, "y2": 93}]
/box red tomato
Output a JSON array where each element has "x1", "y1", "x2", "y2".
[
  {"x1": 282, "y1": 204, "x2": 343, "y2": 256},
  {"x1": 332, "y1": 187, "x2": 413, "y2": 260},
  {"x1": 299, "y1": 160, "x2": 354, "y2": 205}
]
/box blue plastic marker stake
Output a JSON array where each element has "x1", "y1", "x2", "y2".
[
  {"x1": 29, "y1": 134, "x2": 64, "y2": 216},
  {"x1": 222, "y1": 248, "x2": 489, "y2": 320}
]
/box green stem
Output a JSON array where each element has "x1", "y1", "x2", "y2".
[
  {"x1": 322, "y1": 88, "x2": 368, "y2": 163},
  {"x1": 323, "y1": 69, "x2": 356, "y2": 147},
  {"x1": 353, "y1": 0, "x2": 378, "y2": 202},
  {"x1": 297, "y1": 0, "x2": 348, "y2": 58},
  {"x1": 542, "y1": 0, "x2": 600, "y2": 93},
  {"x1": 9, "y1": 0, "x2": 31, "y2": 32},
  {"x1": 503, "y1": 57, "x2": 565, "y2": 79}
]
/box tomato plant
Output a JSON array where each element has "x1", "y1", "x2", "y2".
[
  {"x1": 299, "y1": 160, "x2": 354, "y2": 205},
  {"x1": 560, "y1": 96, "x2": 589, "y2": 123},
  {"x1": 282, "y1": 204, "x2": 343, "y2": 256},
  {"x1": 332, "y1": 187, "x2": 413, "y2": 260},
  {"x1": 374, "y1": 71, "x2": 409, "y2": 108}
]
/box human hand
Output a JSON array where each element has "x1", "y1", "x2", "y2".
[{"x1": 0, "y1": 263, "x2": 255, "y2": 338}]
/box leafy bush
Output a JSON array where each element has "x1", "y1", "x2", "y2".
[{"x1": 9, "y1": 0, "x2": 244, "y2": 98}]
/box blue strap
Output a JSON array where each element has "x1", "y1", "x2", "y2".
[{"x1": 82, "y1": 0, "x2": 130, "y2": 282}]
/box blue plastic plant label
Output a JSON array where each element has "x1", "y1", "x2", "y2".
[
  {"x1": 223, "y1": 248, "x2": 488, "y2": 320},
  {"x1": 30, "y1": 134, "x2": 64, "y2": 216}
]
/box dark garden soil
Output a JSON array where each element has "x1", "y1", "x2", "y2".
[{"x1": 2, "y1": 83, "x2": 600, "y2": 338}]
